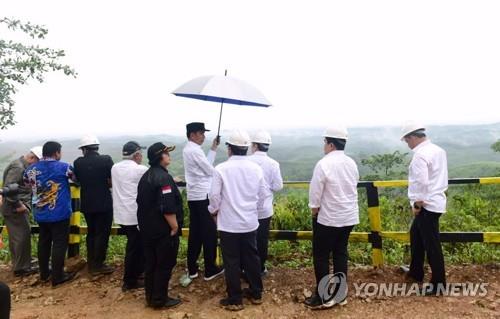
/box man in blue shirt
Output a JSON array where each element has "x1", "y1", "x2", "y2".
[{"x1": 24, "y1": 141, "x2": 77, "y2": 287}]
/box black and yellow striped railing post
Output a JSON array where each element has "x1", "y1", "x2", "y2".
[
  {"x1": 366, "y1": 183, "x2": 384, "y2": 267},
  {"x1": 68, "y1": 186, "x2": 82, "y2": 257}
]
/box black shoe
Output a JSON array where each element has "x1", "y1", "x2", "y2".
[
  {"x1": 242, "y1": 288, "x2": 263, "y2": 305},
  {"x1": 122, "y1": 281, "x2": 145, "y2": 292},
  {"x1": 14, "y1": 267, "x2": 39, "y2": 277},
  {"x1": 40, "y1": 274, "x2": 51, "y2": 283},
  {"x1": 148, "y1": 297, "x2": 182, "y2": 309},
  {"x1": 304, "y1": 294, "x2": 342, "y2": 310},
  {"x1": 164, "y1": 297, "x2": 182, "y2": 308},
  {"x1": 52, "y1": 272, "x2": 77, "y2": 287},
  {"x1": 90, "y1": 264, "x2": 115, "y2": 276},
  {"x1": 219, "y1": 298, "x2": 244, "y2": 311},
  {"x1": 204, "y1": 267, "x2": 224, "y2": 281}
]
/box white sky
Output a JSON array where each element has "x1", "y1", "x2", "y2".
[{"x1": 2, "y1": 0, "x2": 500, "y2": 141}]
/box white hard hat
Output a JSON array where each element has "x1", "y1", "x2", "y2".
[
  {"x1": 79, "y1": 134, "x2": 100, "y2": 149},
  {"x1": 30, "y1": 146, "x2": 43, "y2": 159},
  {"x1": 226, "y1": 130, "x2": 251, "y2": 147},
  {"x1": 323, "y1": 125, "x2": 348, "y2": 140},
  {"x1": 400, "y1": 121, "x2": 426, "y2": 140},
  {"x1": 251, "y1": 130, "x2": 272, "y2": 145}
]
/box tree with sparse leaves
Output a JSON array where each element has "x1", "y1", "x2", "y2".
[
  {"x1": 361, "y1": 150, "x2": 408, "y2": 180},
  {"x1": 491, "y1": 140, "x2": 500, "y2": 153},
  {"x1": 0, "y1": 17, "x2": 76, "y2": 129}
]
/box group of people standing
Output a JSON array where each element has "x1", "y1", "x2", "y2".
[{"x1": 0, "y1": 120, "x2": 449, "y2": 314}]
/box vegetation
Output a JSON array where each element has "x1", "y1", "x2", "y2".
[
  {"x1": 1, "y1": 133, "x2": 499, "y2": 268},
  {"x1": 0, "y1": 17, "x2": 76, "y2": 129},
  {"x1": 492, "y1": 139, "x2": 500, "y2": 153}
]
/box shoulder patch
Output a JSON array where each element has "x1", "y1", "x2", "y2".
[{"x1": 162, "y1": 185, "x2": 172, "y2": 194}]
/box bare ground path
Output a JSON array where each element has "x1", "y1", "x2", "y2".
[{"x1": 1, "y1": 262, "x2": 498, "y2": 319}]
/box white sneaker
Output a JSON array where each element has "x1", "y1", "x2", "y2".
[
  {"x1": 204, "y1": 268, "x2": 225, "y2": 281},
  {"x1": 189, "y1": 272, "x2": 199, "y2": 279}
]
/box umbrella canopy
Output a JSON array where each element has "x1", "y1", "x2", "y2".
[
  {"x1": 172, "y1": 73, "x2": 271, "y2": 137},
  {"x1": 172, "y1": 75, "x2": 271, "y2": 107}
]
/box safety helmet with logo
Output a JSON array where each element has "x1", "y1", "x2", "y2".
[
  {"x1": 323, "y1": 125, "x2": 348, "y2": 140},
  {"x1": 79, "y1": 134, "x2": 100, "y2": 149},
  {"x1": 226, "y1": 130, "x2": 251, "y2": 147},
  {"x1": 251, "y1": 130, "x2": 272, "y2": 145},
  {"x1": 400, "y1": 121, "x2": 426, "y2": 141},
  {"x1": 30, "y1": 146, "x2": 43, "y2": 159}
]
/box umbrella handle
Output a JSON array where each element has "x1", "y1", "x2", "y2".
[
  {"x1": 216, "y1": 69, "x2": 228, "y2": 142},
  {"x1": 216, "y1": 101, "x2": 224, "y2": 143}
]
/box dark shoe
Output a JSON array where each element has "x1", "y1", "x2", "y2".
[
  {"x1": 164, "y1": 297, "x2": 182, "y2": 308},
  {"x1": 304, "y1": 294, "x2": 340, "y2": 310},
  {"x1": 148, "y1": 297, "x2": 182, "y2": 309},
  {"x1": 122, "y1": 281, "x2": 145, "y2": 292},
  {"x1": 204, "y1": 267, "x2": 224, "y2": 281},
  {"x1": 90, "y1": 264, "x2": 115, "y2": 276},
  {"x1": 52, "y1": 272, "x2": 77, "y2": 287},
  {"x1": 242, "y1": 288, "x2": 263, "y2": 305},
  {"x1": 219, "y1": 298, "x2": 244, "y2": 311},
  {"x1": 261, "y1": 268, "x2": 268, "y2": 277},
  {"x1": 14, "y1": 267, "x2": 39, "y2": 277},
  {"x1": 40, "y1": 274, "x2": 51, "y2": 283},
  {"x1": 405, "y1": 273, "x2": 423, "y2": 284}
]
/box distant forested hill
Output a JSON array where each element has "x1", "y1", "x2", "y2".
[{"x1": 1, "y1": 123, "x2": 499, "y2": 181}]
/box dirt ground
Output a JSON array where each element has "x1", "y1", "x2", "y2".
[{"x1": 1, "y1": 260, "x2": 498, "y2": 319}]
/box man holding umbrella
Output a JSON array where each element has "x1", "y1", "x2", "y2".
[{"x1": 183, "y1": 122, "x2": 224, "y2": 281}]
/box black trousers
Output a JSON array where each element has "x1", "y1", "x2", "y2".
[
  {"x1": 120, "y1": 225, "x2": 144, "y2": 286},
  {"x1": 256, "y1": 217, "x2": 272, "y2": 272},
  {"x1": 0, "y1": 282, "x2": 10, "y2": 319},
  {"x1": 38, "y1": 219, "x2": 70, "y2": 283},
  {"x1": 312, "y1": 219, "x2": 353, "y2": 294},
  {"x1": 83, "y1": 211, "x2": 112, "y2": 270},
  {"x1": 409, "y1": 208, "x2": 446, "y2": 285},
  {"x1": 220, "y1": 231, "x2": 263, "y2": 304},
  {"x1": 187, "y1": 199, "x2": 218, "y2": 276},
  {"x1": 143, "y1": 235, "x2": 179, "y2": 307}
]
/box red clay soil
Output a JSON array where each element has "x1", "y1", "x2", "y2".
[{"x1": 0, "y1": 260, "x2": 498, "y2": 319}]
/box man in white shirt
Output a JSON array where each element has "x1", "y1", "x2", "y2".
[
  {"x1": 111, "y1": 141, "x2": 148, "y2": 291},
  {"x1": 183, "y1": 122, "x2": 224, "y2": 281},
  {"x1": 401, "y1": 122, "x2": 447, "y2": 294},
  {"x1": 208, "y1": 130, "x2": 266, "y2": 311},
  {"x1": 305, "y1": 125, "x2": 359, "y2": 310},
  {"x1": 248, "y1": 131, "x2": 283, "y2": 275}
]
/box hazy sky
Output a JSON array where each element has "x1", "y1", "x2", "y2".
[{"x1": 2, "y1": 0, "x2": 500, "y2": 141}]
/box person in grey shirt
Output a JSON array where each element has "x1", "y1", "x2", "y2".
[{"x1": 0, "y1": 147, "x2": 42, "y2": 277}]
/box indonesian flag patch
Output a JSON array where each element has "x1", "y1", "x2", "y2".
[{"x1": 162, "y1": 185, "x2": 172, "y2": 194}]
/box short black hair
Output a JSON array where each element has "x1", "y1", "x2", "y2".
[
  {"x1": 187, "y1": 131, "x2": 203, "y2": 139},
  {"x1": 407, "y1": 130, "x2": 426, "y2": 139},
  {"x1": 82, "y1": 145, "x2": 99, "y2": 151},
  {"x1": 228, "y1": 144, "x2": 248, "y2": 156},
  {"x1": 42, "y1": 141, "x2": 62, "y2": 158},
  {"x1": 254, "y1": 143, "x2": 270, "y2": 152},
  {"x1": 325, "y1": 137, "x2": 346, "y2": 151}
]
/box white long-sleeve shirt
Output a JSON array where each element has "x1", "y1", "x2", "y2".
[
  {"x1": 111, "y1": 160, "x2": 148, "y2": 225},
  {"x1": 408, "y1": 140, "x2": 448, "y2": 213},
  {"x1": 208, "y1": 156, "x2": 266, "y2": 233},
  {"x1": 183, "y1": 141, "x2": 217, "y2": 201},
  {"x1": 308, "y1": 151, "x2": 360, "y2": 227},
  {"x1": 248, "y1": 151, "x2": 284, "y2": 219}
]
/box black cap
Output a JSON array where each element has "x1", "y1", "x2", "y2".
[
  {"x1": 186, "y1": 122, "x2": 210, "y2": 135},
  {"x1": 147, "y1": 142, "x2": 176, "y2": 164},
  {"x1": 122, "y1": 141, "x2": 146, "y2": 156}
]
